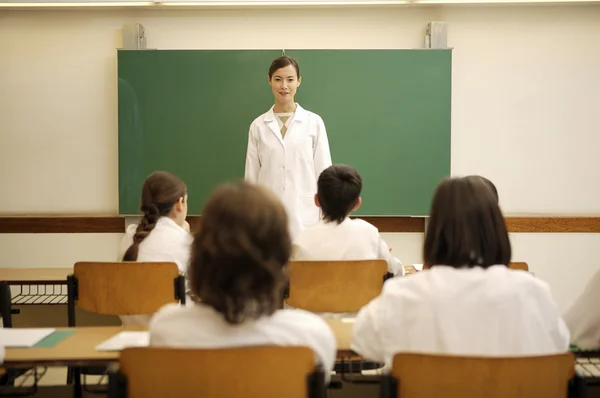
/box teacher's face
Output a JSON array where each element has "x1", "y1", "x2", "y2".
[{"x1": 268, "y1": 64, "x2": 301, "y2": 104}]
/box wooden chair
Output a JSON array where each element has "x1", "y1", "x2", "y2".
[
  {"x1": 380, "y1": 352, "x2": 582, "y2": 398},
  {"x1": 67, "y1": 261, "x2": 185, "y2": 325},
  {"x1": 509, "y1": 262, "x2": 529, "y2": 271},
  {"x1": 285, "y1": 260, "x2": 389, "y2": 313},
  {"x1": 285, "y1": 260, "x2": 389, "y2": 376},
  {"x1": 108, "y1": 346, "x2": 326, "y2": 398},
  {"x1": 67, "y1": 261, "x2": 186, "y2": 397}
]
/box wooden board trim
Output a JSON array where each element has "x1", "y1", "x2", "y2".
[
  {"x1": 505, "y1": 217, "x2": 600, "y2": 233},
  {"x1": 0, "y1": 216, "x2": 599, "y2": 234},
  {"x1": 0, "y1": 217, "x2": 125, "y2": 234}
]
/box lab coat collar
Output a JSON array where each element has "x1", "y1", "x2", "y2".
[
  {"x1": 264, "y1": 103, "x2": 307, "y2": 146},
  {"x1": 264, "y1": 103, "x2": 307, "y2": 122},
  {"x1": 156, "y1": 216, "x2": 189, "y2": 236}
]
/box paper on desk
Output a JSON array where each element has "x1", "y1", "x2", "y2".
[
  {"x1": 95, "y1": 331, "x2": 150, "y2": 351},
  {"x1": 0, "y1": 328, "x2": 55, "y2": 347}
]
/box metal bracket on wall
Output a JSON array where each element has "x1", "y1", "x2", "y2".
[{"x1": 122, "y1": 23, "x2": 147, "y2": 50}]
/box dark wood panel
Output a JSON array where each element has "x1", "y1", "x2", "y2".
[
  {"x1": 358, "y1": 217, "x2": 425, "y2": 233},
  {"x1": 505, "y1": 217, "x2": 600, "y2": 233},
  {"x1": 1, "y1": 216, "x2": 600, "y2": 234},
  {"x1": 187, "y1": 216, "x2": 425, "y2": 233},
  {"x1": 0, "y1": 217, "x2": 124, "y2": 234}
]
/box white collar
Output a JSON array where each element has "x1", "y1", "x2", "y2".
[{"x1": 264, "y1": 103, "x2": 307, "y2": 123}]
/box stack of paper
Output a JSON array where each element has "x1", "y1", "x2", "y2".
[
  {"x1": 95, "y1": 331, "x2": 150, "y2": 351},
  {"x1": 403, "y1": 264, "x2": 424, "y2": 274},
  {"x1": 0, "y1": 328, "x2": 55, "y2": 347}
]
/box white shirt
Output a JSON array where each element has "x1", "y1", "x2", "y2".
[
  {"x1": 118, "y1": 216, "x2": 193, "y2": 326},
  {"x1": 563, "y1": 268, "x2": 600, "y2": 349},
  {"x1": 119, "y1": 217, "x2": 193, "y2": 273},
  {"x1": 352, "y1": 265, "x2": 570, "y2": 367},
  {"x1": 292, "y1": 218, "x2": 403, "y2": 276},
  {"x1": 149, "y1": 302, "x2": 337, "y2": 381},
  {"x1": 245, "y1": 103, "x2": 332, "y2": 240}
]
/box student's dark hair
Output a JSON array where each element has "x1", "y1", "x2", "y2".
[
  {"x1": 268, "y1": 56, "x2": 300, "y2": 79},
  {"x1": 423, "y1": 176, "x2": 511, "y2": 269},
  {"x1": 465, "y1": 175, "x2": 499, "y2": 202},
  {"x1": 188, "y1": 181, "x2": 291, "y2": 325},
  {"x1": 317, "y1": 164, "x2": 362, "y2": 224},
  {"x1": 122, "y1": 171, "x2": 187, "y2": 262}
]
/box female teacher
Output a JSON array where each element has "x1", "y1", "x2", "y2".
[{"x1": 245, "y1": 55, "x2": 332, "y2": 239}]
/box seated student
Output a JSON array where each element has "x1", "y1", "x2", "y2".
[
  {"x1": 292, "y1": 164, "x2": 403, "y2": 276},
  {"x1": 118, "y1": 170, "x2": 193, "y2": 325},
  {"x1": 149, "y1": 182, "x2": 337, "y2": 378},
  {"x1": 563, "y1": 269, "x2": 600, "y2": 349},
  {"x1": 351, "y1": 176, "x2": 570, "y2": 366}
]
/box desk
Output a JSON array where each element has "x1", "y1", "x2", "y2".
[
  {"x1": 0, "y1": 268, "x2": 72, "y2": 306},
  {"x1": 5, "y1": 319, "x2": 355, "y2": 368},
  {"x1": 325, "y1": 318, "x2": 353, "y2": 357}
]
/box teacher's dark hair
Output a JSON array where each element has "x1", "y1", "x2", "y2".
[
  {"x1": 318, "y1": 164, "x2": 362, "y2": 224},
  {"x1": 423, "y1": 176, "x2": 511, "y2": 269},
  {"x1": 268, "y1": 56, "x2": 300, "y2": 79},
  {"x1": 123, "y1": 171, "x2": 187, "y2": 262},
  {"x1": 188, "y1": 181, "x2": 291, "y2": 325}
]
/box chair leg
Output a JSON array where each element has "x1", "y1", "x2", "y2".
[
  {"x1": 73, "y1": 368, "x2": 82, "y2": 398},
  {"x1": 0, "y1": 282, "x2": 13, "y2": 328},
  {"x1": 67, "y1": 367, "x2": 74, "y2": 384},
  {"x1": 568, "y1": 373, "x2": 586, "y2": 398}
]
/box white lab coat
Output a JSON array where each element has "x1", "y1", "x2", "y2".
[
  {"x1": 118, "y1": 216, "x2": 193, "y2": 326},
  {"x1": 352, "y1": 265, "x2": 570, "y2": 367},
  {"x1": 563, "y1": 268, "x2": 600, "y2": 349},
  {"x1": 292, "y1": 218, "x2": 403, "y2": 276},
  {"x1": 245, "y1": 103, "x2": 332, "y2": 239},
  {"x1": 149, "y1": 302, "x2": 337, "y2": 382}
]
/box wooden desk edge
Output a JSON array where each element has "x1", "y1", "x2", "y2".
[{"x1": 0, "y1": 268, "x2": 72, "y2": 284}]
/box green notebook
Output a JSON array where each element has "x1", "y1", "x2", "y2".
[{"x1": 33, "y1": 330, "x2": 75, "y2": 348}]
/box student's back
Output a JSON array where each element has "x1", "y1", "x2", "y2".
[
  {"x1": 294, "y1": 218, "x2": 402, "y2": 275},
  {"x1": 352, "y1": 176, "x2": 569, "y2": 366},
  {"x1": 293, "y1": 164, "x2": 402, "y2": 276},
  {"x1": 353, "y1": 265, "x2": 568, "y2": 364},
  {"x1": 119, "y1": 216, "x2": 191, "y2": 273},
  {"x1": 150, "y1": 182, "x2": 336, "y2": 379},
  {"x1": 151, "y1": 303, "x2": 334, "y2": 364},
  {"x1": 118, "y1": 171, "x2": 192, "y2": 326},
  {"x1": 563, "y1": 268, "x2": 600, "y2": 349}
]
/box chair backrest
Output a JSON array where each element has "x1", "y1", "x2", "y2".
[
  {"x1": 285, "y1": 260, "x2": 388, "y2": 313},
  {"x1": 386, "y1": 352, "x2": 575, "y2": 398},
  {"x1": 115, "y1": 346, "x2": 323, "y2": 398},
  {"x1": 70, "y1": 262, "x2": 182, "y2": 316},
  {"x1": 509, "y1": 262, "x2": 529, "y2": 271}
]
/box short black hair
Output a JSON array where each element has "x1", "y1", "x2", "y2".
[{"x1": 317, "y1": 164, "x2": 362, "y2": 224}]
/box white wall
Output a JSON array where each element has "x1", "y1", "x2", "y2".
[{"x1": 0, "y1": 4, "x2": 599, "y2": 311}]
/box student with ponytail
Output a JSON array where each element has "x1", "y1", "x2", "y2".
[
  {"x1": 119, "y1": 171, "x2": 192, "y2": 271},
  {"x1": 118, "y1": 171, "x2": 193, "y2": 325}
]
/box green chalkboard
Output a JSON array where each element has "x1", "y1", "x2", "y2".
[{"x1": 118, "y1": 49, "x2": 451, "y2": 216}]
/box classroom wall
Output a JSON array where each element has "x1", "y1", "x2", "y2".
[{"x1": 1, "y1": 4, "x2": 599, "y2": 312}]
